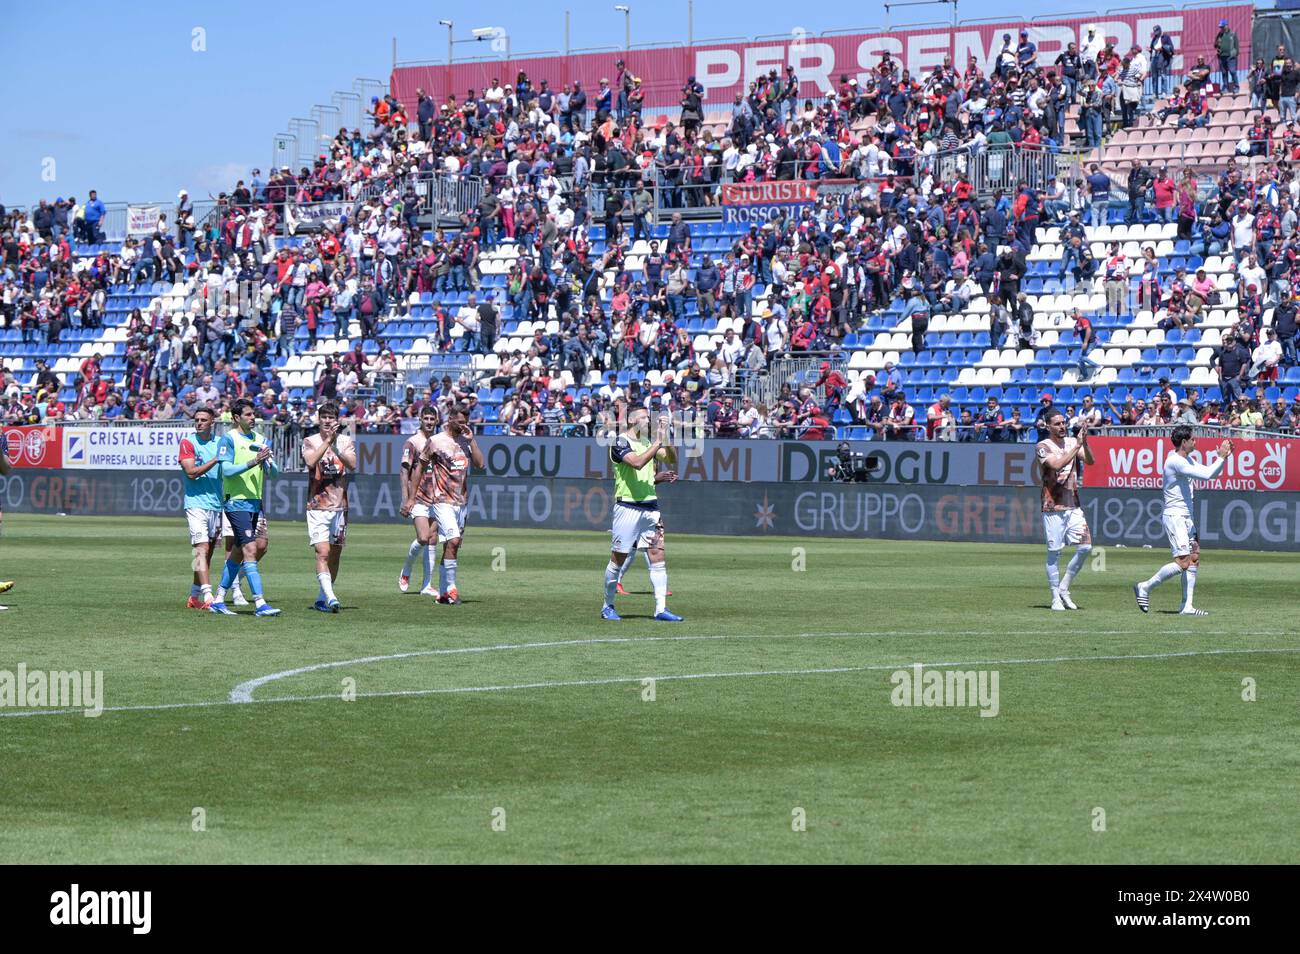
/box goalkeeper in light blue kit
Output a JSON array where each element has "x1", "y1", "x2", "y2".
[{"x1": 210, "y1": 398, "x2": 281, "y2": 617}]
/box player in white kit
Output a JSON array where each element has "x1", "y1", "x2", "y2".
[
  {"x1": 1134, "y1": 425, "x2": 1234, "y2": 616},
  {"x1": 1036, "y1": 411, "x2": 1094, "y2": 611}
]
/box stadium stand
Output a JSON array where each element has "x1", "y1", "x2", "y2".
[{"x1": 4, "y1": 10, "x2": 1300, "y2": 443}]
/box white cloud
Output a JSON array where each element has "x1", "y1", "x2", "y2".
[{"x1": 188, "y1": 161, "x2": 256, "y2": 196}]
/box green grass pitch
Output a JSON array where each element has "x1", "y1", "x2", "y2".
[{"x1": 0, "y1": 514, "x2": 1296, "y2": 863}]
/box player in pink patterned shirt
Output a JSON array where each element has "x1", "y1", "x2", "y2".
[
  {"x1": 398, "y1": 406, "x2": 441, "y2": 596},
  {"x1": 401, "y1": 405, "x2": 484, "y2": 605},
  {"x1": 1036, "y1": 411, "x2": 1094, "y2": 612},
  {"x1": 302, "y1": 402, "x2": 357, "y2": 612}
]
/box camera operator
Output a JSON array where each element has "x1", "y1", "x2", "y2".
[{"x1": 825, "y1": 442, "x2": 873, "y2": 482}]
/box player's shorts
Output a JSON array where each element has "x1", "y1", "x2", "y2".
[
  {"x1": 1042, "y1": 508, "x2": 1089, "y2": 551},
  {"x1": 223, "y1": 510, "x2": 268, "y2": 542},
  {"x1": 307, "y1": 509, "x2": 347, "y2": 547},
  {"x1": 409, "y1": 503, "x2": 436, "y2": 522},
  {"x1": 224, "y1": 508, "x2": 267, "y2": 548},
  {"x1": 611, "y1": 501, "x2": 664, "y2": 553},
  {"x1": 1164, "y1": 513, "x2": 1197, "y2": 558},
  {"x1": 431, "y1": 502, "x2": 466, "y2": 543},
  {"x1": 186, "y1": 507, "x2": 222, "y2": 545}
]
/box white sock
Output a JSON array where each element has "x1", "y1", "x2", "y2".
[
  {"x1": 200, "y1": 583, "x2": 212, "y2": 601},
  {"x1": 604, "y1": 561, "x2": 620, "y2": 606},
  {"x1": 421, "y1": 545, "x2": 437, "y2": 590},
  {"x1": 1145, "y1": 561, "x2": 1182, "y2": 590},
  {"x1": 402, "y1": 539, "x2": 422, "y2": 577},
  {"x1": 440, "y1": 559, "x2": 457, "y2": 592},
  {"x1": 1181, "y1": 565, "x2": 1197, "y2": 610},
  {"x1": 254, "y1": 595, "x2": 267, "y2": 608},
  {"x1": 617, "y1": 552, "x2": 633, "y2": 583},
  {"x1": 318, "y1": 571, "x2": 337, "y2": 603},
  {"x1": 649, "y1": 561, "x2": 668, "y2": 615},
  {"x1": 1046, "y1": 549, "x2": 1061, "y2": 594},
  {"x1": 1062, "y1": 545, "x2": 1090, "y2": 589},
  {"x1": 232, "y1": 580, "x2": 245, "y2": 600},
  {"x1": 215, "y1": 585, "x2": 227, "y2": 602}
]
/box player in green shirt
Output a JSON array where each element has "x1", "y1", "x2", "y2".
[
  {"x1": 602, "y1": 405, "x2": 681, "y2": 621},
  {"x1": 210, "y1": 398, "x2": 281, "y2": 617}
]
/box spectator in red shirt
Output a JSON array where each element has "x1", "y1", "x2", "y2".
[
  {"x1": 78, "y1": 352, "x2": 101, "y2": 397},
  {"x1": 1152, "y1": 168, "x2": 1177, "y2": 223},
  {"x1": 814, "y1": 361, "x2": 848, "y2": 406}
]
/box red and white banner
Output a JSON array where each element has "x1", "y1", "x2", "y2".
[
  {"x1": 1090, "y1": 435, "x2": 1298, "y2": 493},
  {"x1": 720, "y1": 181, "x2": 818, "y2": 205},
  {"x1": 1, "y1": 425, "x2": 63, "y2": 469},
  {"x1": 391, "y1": 4, "x2": 1252, "y2": 115}
]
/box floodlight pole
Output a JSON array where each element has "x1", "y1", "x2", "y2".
[{"x1": 883, "y1": 0, "x2": 958, "y2": 31}]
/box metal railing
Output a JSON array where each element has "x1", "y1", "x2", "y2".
[
  {"x1": 747, "y1": 351, "x2": 848, "y2": 412},
  {"x1": 608, "y1": 143, "x2": 1063, "y2": 219},
  {"x1": 271, "y1": 134, "x2": 296, "y2": 176},
  {"x1": 926, "y1": 144, "x2": 1062, "y2": 200},
  {"x1": 31, "y1": 413, "x2": 1295, "y2": 463},
  {"x1": 76, "y1": 199, "x2": 219, "y2": 244},
  {"x1": 402, "y1": 354, "x2": 477, "y2": 392},
  {"x1": 287, "y1": 117, "x2": 322, "y2": 170},
  {"x1": 332, "y1": 91, "x2": 364, "y2": 135},
  {"x1": 267, "y1": 78, "x2": 387, "y2": 177},
  {"x1": 1094, "y1": 423, "x2": 1299, "y2": 440},
  {"x1": 420, "y1": 175, "x2": 485, "y2": 222}
]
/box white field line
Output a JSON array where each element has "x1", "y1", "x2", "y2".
[
  {"x1": 0, "y1": 637, "x2": 1294, "y2": 719},
  {"x1": 227, "y1": 630, "x2": 1294, "y2": 704}
]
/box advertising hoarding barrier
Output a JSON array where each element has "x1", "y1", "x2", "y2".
[{"x1": 3, "y1": 470, "x2": 1296, "y2": 552}]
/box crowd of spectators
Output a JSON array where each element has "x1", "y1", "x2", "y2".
[
  {"x1": 2, "y1": 19, "x2": 1298, "y2": 442},
  {"x1": 836, "y1": 381, "x2": 1300, "y2": 444}
]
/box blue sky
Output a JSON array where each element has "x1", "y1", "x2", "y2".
[{"x1": 2, "y1": 0, "x2": 1124, "y2": 207}]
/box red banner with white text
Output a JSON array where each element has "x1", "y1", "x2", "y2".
[
  {"x1": 391, "y1": 4, "x2": 1252, "y2": 115},
  {"x1": 1089, "y1": 435, "x2": 1297, "y2": 493},
  {"x1": 720, "y1": 181, "x2": 819, "y2": 205}
]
